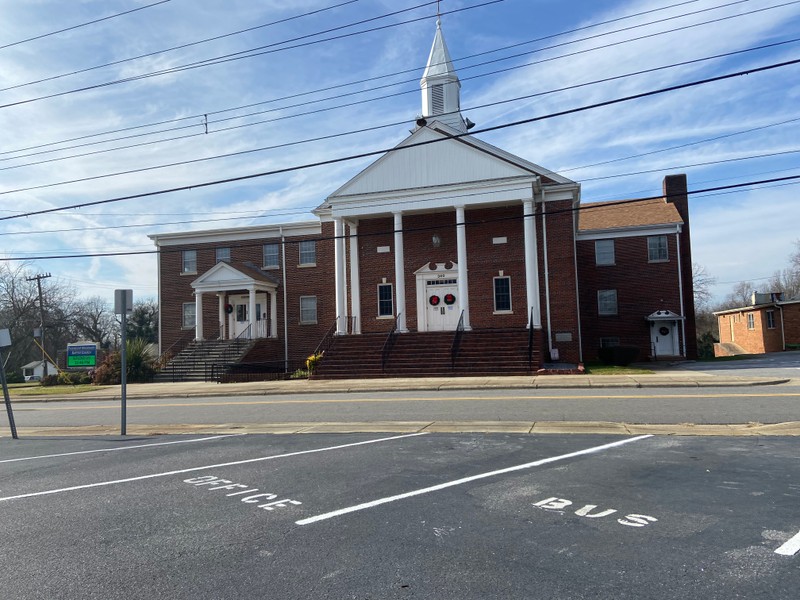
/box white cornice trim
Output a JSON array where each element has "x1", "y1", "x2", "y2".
[
  {"x1": 576, "y1": 224, "x2": 681, "y2": 241},
  {"x1": 149, "y1": 221, "x2": 320, "y2": 247}
]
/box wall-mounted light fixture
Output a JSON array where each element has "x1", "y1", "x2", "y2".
[{"x1": 432, "y1": 234, "x2": 441, "y2": 248}]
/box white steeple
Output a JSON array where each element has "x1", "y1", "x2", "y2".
[{"x1": 419, "y1": 18, "x2": 467, "y2": 133}]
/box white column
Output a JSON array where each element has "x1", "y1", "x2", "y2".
[
  {"x1": 194, "y1": 292, "x2": 204, "y2": 340},
  {"x1": 394, "y1": 212, "x2": 408, "y2": 332},
  {"x1": 349, "y1": 222, "x2": 361, "y2": 334},
  {"x1": 270, "y1": 290, "x2": 278, "y2": 338},
  {"x1": 455, "y1": 205, "x2": 471, "y2": 330},
  {"x1": 217, "y1": 294, "x2": 225, "y2": 340},
  {"x1": 523, "y1": 198, "x2": 542, "y2": 328},
  {"x1": 334, "y1": 217, "x2": 347, "y2": 334},
  {"x1": 248, "y1": 287, "x2": 257, "y2": 340}
]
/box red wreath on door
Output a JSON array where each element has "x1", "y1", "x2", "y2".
[
  {"x1": 225, "y1": 303, "x2": 234, "y2": 314},
  {"x1": 429, "y1": 295, "x2": 441, "y2": 306},
  {"x1": 444, "y1": 293, "x2": 456, "y2": 305}
]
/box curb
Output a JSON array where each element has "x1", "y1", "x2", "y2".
[{"x1": 6, "y1": 421, "x2": 800, "y2": 437}]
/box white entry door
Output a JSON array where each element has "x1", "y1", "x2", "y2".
[
  {"x1": 426, "y1": 281, "x2": 461, "y2": 331},
  {"x1": 651, "y1": 321, "x2": 676, "y2": 357}
]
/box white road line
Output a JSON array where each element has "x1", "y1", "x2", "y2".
[
  {"x1": 296, "y1": 434, "x2": 653, "y2": 526},
  {"x1": 775, "y1": 530, "x2": 800, "y2": 556},
  {"x1": 0, "y1": 434, "x2": 242, "y2": 464},
  {"x1": 0, "y1": 432, "x2": 427, "y2": 503}
]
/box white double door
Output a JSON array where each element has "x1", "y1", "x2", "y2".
[
  {"x1": 424, "y1": 280, "x2": 461, "y2": 331},
  {"x1": 230, "y1": 294, "x2": 267, "y2": 339}
]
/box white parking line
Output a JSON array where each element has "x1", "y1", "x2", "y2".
[
  {"x1": 0, "y1": 432, "x2": 427, "y2": 503},
  {"x1": 296, "y1": 434, "x2": 653, "y2": 525},
  {"x1": 775, "y1": 530, "x2": 800, "y2": 556},
  {"x1": 0, "y1": 435, "x2": 241, "y2": 464}
]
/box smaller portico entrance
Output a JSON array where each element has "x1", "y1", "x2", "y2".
[
  {"x1": 647, "y1": 310, "x2": 684, "y2": 358},
  {"x1": 191, "y1": 262, "x2": 279, "y2": 341}
]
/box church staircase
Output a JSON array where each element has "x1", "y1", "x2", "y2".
[
  {"x1": 311, "y1": 329, "x2": 539, "y2": 379},
  {"x1": 154, "y1": 339, "x2": 255, "y2": 382}
]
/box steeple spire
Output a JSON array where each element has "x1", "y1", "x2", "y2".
[{"x1": 418, "y1": 18, "x2": 467, "y2": 133}]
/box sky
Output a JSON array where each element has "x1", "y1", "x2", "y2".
[{"x1": 0, "y1": 0, "x2": 798, "y2": 306}]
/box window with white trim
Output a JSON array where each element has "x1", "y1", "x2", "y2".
[
  {"x1": 647, "y1": 235, "x2": 668, "y2": 262},
  {"x1": 300, "y1": 296, "x2": 317, "y2": 324},
  {"x1": 182, "y1": 302, "x2": 196, "y2": 329},
  {"x1": 493, "y1": 276, "x2": 512, "y2": 312},
  {"x1": 595, "y1": 239, "x2": 615, "y2": 266},
  {"x1": 299, "y1": 240, "x2": 316, "y2": 266},
  {"x1": 377, "y1": 283, "x2": 393, "y2": 317},
  {"x1": 598, "y1": 289, "x2": 618, "y2": 315},
  {"x1": 182, "y1": 250, "x2": 197, "y2": 273},
  {"x1": 263, "y1": 243, "x2": 279, "y2": 268},
  {"x1": 766, "y1": 310, "x2": 775, "y2": 329},
  {"x1": 215, "y1": 247, "x2": 231, "y2": 263},
  {"x1": 747, "y1": 313, "x2": 755, "y2": 330}
]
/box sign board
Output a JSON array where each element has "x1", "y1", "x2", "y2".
[
  {"x1": 114, "y1": 289, "x2": 133, "y2": 315},
  {"x1": 67, "y1": 343, "x2": 99, "y2": 368},
  {"x1": 0, "y1": 328, "x2": 10, "y2": 348}
]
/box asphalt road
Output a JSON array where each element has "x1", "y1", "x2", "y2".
[
  {"x1": 1, "y1": 432, "x2": 798, "y2": 599},
  {"x1": 6, "y1": 385, "x2": 800, "y2": 429}
]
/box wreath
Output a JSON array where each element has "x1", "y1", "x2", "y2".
[
  {"x1": 429, "y1": 295, "x2": 441, "y2": 306},
  {"x1": 444, "y1": 293, "x2": 456, "y2": 306},
  {"x1": 225, "y1": 303, "x2": 234, "y2": 314},
  {"x1": 659, "y1": 326, "x2": 670, "y2": 336}
]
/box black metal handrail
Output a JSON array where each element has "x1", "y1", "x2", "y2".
[
  {"x1": 314, "y1": 318, "x2": 340, "y2": 357},
  {"x1": 528, "y1": 306, "x2": 535, "y2": 371},
  {"x1": 156, "y1": 328, "x2": 195, "y2": 372},
  {"x1": 381, "y1": 313, "x2": 401, "y2": 372},
  {"x1": 451, "y1": 310, "x2": 465, "y2": 369}
]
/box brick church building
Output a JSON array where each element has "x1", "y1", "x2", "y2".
[{"x1": 150, "y1": 20, "x2": 697, "y2": 378}]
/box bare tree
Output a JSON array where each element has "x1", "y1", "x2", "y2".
[
  {"x1": 692, "y1": 263, "x2": 717, "y2": 310},
  {"x1": 0, "y1": 263, "x2": 77, "y2": 375},
  {"x1": 73, "y1": 296, "x2": 118, "y2": 348}
]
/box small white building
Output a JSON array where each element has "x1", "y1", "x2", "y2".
[{"x1": 21, "y1": 360, "x2": 58, "y2": 381}]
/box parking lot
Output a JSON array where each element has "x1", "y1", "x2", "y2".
[{"x1": 1, "y1": 432, "x2": 798, "y2": 599}]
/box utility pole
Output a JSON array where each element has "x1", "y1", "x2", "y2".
[{"x1": 27, "y1": 273, "x2": 52, "y2": 377}]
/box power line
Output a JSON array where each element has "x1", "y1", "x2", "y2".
[
  {"x1": 3, "y1": 36, "x2": 798, "y2": 186},
  {"x1": 0, "y1": 54, "x2": 798, "y2": 213},
  {"x1": 2, "y1": 174, "x2": 797, "y2": 262},
  {"x1": 0, "y1": 0, "x2": 763, "y2": 159},
  {"x1": 0, "y1": 1, "x2": 173, "y2": 51},
  {"x1": 0, "y1": 0, "x2": 502, "y2": 110}
]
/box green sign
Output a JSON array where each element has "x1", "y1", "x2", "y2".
[{"x1": 67, "y1": 344, "x2": 97, "y2": 368}]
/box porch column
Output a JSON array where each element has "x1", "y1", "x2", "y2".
[
  {"x1": 217, "y1": 293, "x2": 225, "y2": 340},
  {"x1": 248, "y1": 287, "x2": 257, "y2": 340},
  {"x1": 393, "y1": 212, "x2": 408, "y2": 332},
  {"x1": 349, "y1": 221, "x2": 361, "y2": 334},
  {"x1": 455, "y1": 205, "x2": 471, "y2": 330},
  {"x1": 334, "y1": 217, "x2": 347, "y2": 334},
  {"x1": 270, "y1": 290, "x2": 278, "y2": 338},
  {"x1": 194, "y1": 292, "x2": 204, "y2": 340},
  {"x1": 523, "y1": 198, "x2": 542, "y2": 328}
]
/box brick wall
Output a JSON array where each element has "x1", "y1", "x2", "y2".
[
  {"x1": 577, "y1": 232, "x2": 686, "y2": 362},
  {"x1": 717, "y1": 304, "x2": 800, "y2": 354}
]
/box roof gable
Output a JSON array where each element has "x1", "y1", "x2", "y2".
[
  {"x1": 328, "y1": 124, "x2": 572, "y2": 200},
  {"x1": 191, "y1": 261, "x2": 278, "y2": 293}
]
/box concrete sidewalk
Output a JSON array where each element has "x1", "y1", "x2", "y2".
[{"x1": 9, "y1": 371, "x2": 793, "y2": 403}]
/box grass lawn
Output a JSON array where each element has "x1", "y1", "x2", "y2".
[
  {"x1": 583, "y1": 362, "x2": 655, "y2": 375},
  {"x1": 8, "y1": 383, "x2": 109, "y2": 397}
]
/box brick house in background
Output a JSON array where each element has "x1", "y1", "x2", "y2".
[
  {"x1": 714, "y1": 294, "x2": 800, "y2": 356},
  {"x1": 149, "y1": 21, "x2": 697, "y2": 376}
]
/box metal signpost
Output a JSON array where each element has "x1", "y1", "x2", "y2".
[
  {"x1": 0, "y1": 328, "x2": 18, "y2": 439},
  {"x1": 114, "y1": 290, "x2": 133, "y2": 436}
]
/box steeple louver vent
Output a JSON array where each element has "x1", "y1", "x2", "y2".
[{"x1": 431, "y1": 84, "x2": 444, "y2": 114}]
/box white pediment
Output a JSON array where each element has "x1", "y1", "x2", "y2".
[
  {"x1": 646, "y1": 310, "x2": 685, "y2": 321},
  {"x1": 191, "y1": 262, "x2": 277, "y2": 294},
  {"x1": 328, "y1": 124, "x2": 572, "y2": 201}
]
